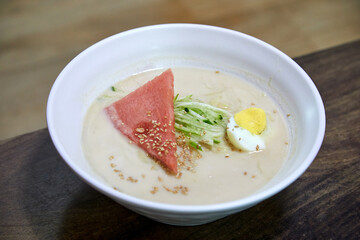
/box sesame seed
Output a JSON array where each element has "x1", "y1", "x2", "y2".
[
  {"x1": 176, "y1": 172, "x2": 183, "y2": 179},
  {"x1": 126, "y1": 176, "x2": 138, "y2": 183},
  {"x1": 136, "y1": 128, "x2": 145, "y2": 133},
  {"x1": 150, "y1": 186, "x2": 158, "y2": 194}
]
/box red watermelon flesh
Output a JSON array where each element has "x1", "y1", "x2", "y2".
[{"x1": 105, "y1": 69, "x2": 178, "y2": 173}]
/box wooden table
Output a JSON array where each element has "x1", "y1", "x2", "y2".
[{"x1": 1, "y1": 41, "x2": 359, "y2": 239}]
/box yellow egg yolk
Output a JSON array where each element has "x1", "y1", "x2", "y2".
[{"x1": 234, "y1": 107, "x2": 266, "y2": 135}]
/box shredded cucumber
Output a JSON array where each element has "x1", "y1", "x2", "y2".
[{"x1": 174, "y1": 94, "x2": 231, "y2": 150}]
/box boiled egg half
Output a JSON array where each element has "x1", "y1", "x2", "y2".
[{"x1": 227, "y1": 107, "x2": 267, "y2": 152}]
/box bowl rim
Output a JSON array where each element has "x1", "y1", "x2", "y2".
[{"x1": 47, "y1": 23, "x2": 326, "y2": 214}]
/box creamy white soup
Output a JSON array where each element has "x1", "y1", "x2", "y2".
[{"x1": 82, "y1": 67, "x2": 290, "y2": 205}]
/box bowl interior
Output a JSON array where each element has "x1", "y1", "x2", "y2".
[{"x1": 47, "y1": 24, "x2": 325, "y2": 210}]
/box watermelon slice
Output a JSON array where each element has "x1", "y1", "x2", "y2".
[{"x1": 105, "y1": 69, "x2": 178, "y2": 173}]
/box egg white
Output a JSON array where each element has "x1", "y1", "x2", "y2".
[{"x1": 226, "y1": 117, "x2": 265, "y2": 152}]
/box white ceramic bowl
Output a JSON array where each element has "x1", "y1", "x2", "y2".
[{"x1": 47, "y1": 24, "x2": 325, "y2": 226}]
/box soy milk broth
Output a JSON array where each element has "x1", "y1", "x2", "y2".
[{"x1": 82, "y1": 68, "x2": 290, "y2": 205}]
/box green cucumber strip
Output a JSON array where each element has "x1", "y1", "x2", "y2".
[{"x1": 174, "y1": 95, "x2": 231, "y2": 150}]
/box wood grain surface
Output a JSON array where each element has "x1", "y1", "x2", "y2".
[{"x1": 0, "y1": 41, "x2": 359, "y2": 240}]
